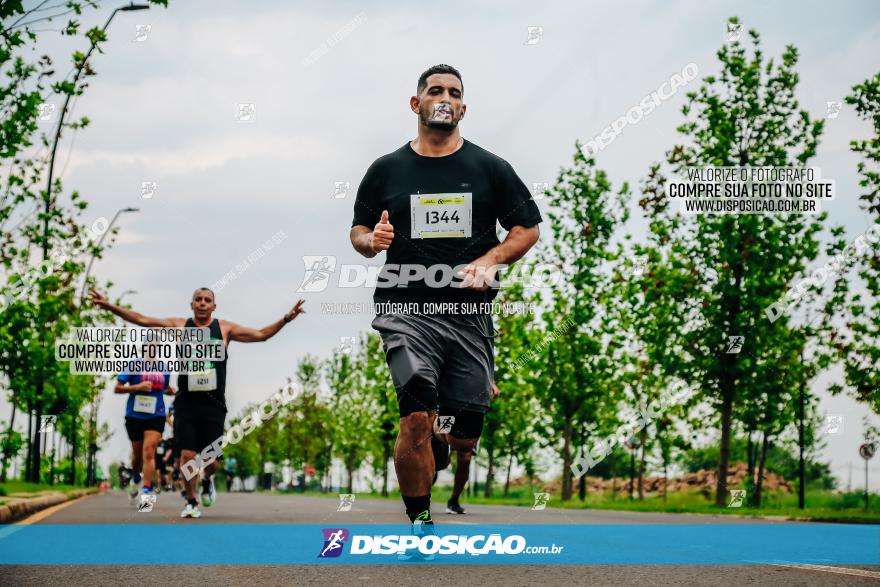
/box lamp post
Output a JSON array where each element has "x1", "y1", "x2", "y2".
[
  {"x1": 79, "y1": 207, "x2": 140, "y2": 303},
  {"x1": 30, "y1": 2, "x2": 151, "y2": 483}
]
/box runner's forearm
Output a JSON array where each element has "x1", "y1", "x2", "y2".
[
  {"x1": 350, "y1": 225, "x2": 378, "y2": 258},
  {"x1": 482, "y1": 225, "x2": 540, "y2": 265}
]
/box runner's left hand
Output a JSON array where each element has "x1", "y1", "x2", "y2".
[{"x1": 285, "y1": 299, "x2": 306, "y2": 321}]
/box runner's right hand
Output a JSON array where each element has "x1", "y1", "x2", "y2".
[
  {"x1": 370, "y1": 210, "x2": 394, "y2": 253},
  {"x1": 88, "y1": 290, "x2": 110, "y2": 307}
]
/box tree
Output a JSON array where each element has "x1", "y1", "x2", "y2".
[
  {"x1": 639, "y1": 17, "x2": 837, "y2": 506},
  {"x1": 534, "y1": 145, "x2": 630, "y2": 501},
  {"x1": 835, "y1": 73, "x2": 880, "y2": 414},
  {"x1": 362, "y1": 332, "x2": 397, "y2": 496},
  {"x1": 326, "y1": 343, "x2": 378, "y2": 493}
]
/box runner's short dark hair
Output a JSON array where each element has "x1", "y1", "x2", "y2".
[
  {"x1": 193, "y1": 287, "x2": 215, "y2": 301},
  {"x1": 417, "y1": 64, "x2": 463, "y2": 96}
]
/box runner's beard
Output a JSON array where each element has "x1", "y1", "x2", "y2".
[{"x1": 421, "y1": 102, "x2": 458, "y2": 130}]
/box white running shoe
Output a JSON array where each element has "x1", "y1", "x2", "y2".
[{"x1": 180, "y1": 503, "x2": 201, "y2": 518}]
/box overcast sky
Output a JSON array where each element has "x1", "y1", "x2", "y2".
[{"x1": 4, "y1": 0, "x2": 880, "y2": 490}]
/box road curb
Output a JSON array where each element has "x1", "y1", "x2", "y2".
[{"x1": 0, "y1": 488, "x2": 98, "y2": 524}]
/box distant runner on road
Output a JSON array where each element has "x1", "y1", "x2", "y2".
[
  {"x1": 114, "y1": 353, "x2": 174, "y2": 510},
  {"x1": 90, "y1": 288, "x2": 306, "y2": 518}
]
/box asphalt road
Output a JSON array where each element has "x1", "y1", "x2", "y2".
[{"x1": 1, "y1": 490, "x2": 878, "y2": 586}]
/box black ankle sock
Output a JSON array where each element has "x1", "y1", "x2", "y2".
[
  {"x1": 188, "y1": 498, "x2": 199, "y2": 507},
  {"x1": 402, "y1": 494, "x2": 432, "y2": 523}
]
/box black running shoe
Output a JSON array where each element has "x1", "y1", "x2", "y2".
[
  {"x1": 446, "y1": 498, "x2": 465, "y2": 514},
  {"x1": 431, "y1": 435, "x2": 450, "y2": 472}
]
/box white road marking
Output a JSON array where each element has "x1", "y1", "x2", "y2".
[{"x1": 770, "y1": 563, "x2": 880, "y2": 579}]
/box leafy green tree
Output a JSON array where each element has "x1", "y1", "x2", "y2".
[
  {"x1": 361, "y1": 332, "x2": 397, "y2": 496},
  {"x1": 639, "y1": 17, "x2": 840, "y2": 506},
  {"x1": 326, "y1": 344, "x2": 379, "y2": 493},
  {"x1": 836, "y1": 73, "x2": 880, "y2": 414},
  {"x1": 534, "y1": 145, "x2": 630, "y2": 501}
]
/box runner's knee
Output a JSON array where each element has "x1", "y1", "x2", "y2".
[{"x1": 399, "y1": 411, "x2": 432, "y2": 438}]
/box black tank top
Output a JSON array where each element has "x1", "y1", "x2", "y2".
[{"x1": 175, "y1": 318, "x2": 228, "y2": 413}]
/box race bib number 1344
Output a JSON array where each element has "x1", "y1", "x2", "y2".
[{"x1": 410, "y1": 193, "x2": 472, "y2": 238}]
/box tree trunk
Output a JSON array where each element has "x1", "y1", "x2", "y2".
[
  {"x1": 638, "y1": 429, "x2": 647, "y2": 500},
  {"x1": 629, "y1": 448, "x2": 635, "y2": 500},
  {"x1": 746, "y1": 429, "x2": 754, "y2": 479},
  {"x1": 382, "y1": 442, "x2": 390, "y2": 497},
  {"x1": 69, "y1": 413, "x2": 77, "y2": 485},
  {"x1": 797, "y1": 352, "x2": 806, "y2": 509},
  {"x1": 484, "y1": 449, "x2": 495, "y2": 498},
  {"x1": 756, "y1": 430, "x2": 770, "y2": 508},
  {"x1": 662, "y1": 458, "x2": 668, "y2": 502},
  {"x1": 49, "y1": 430, "x2": 56, "y2": 486},
  {"x1": 715, "y1": 390, "x2": 734, "y2": 506},
  {"x1": 30, "y1": 388, "x2": 44, "y2": 483},
  {"x1": 346, "y1": 465, "x2": 354, "y2": 494},
  {"x1": 504, "y1": 447, "x2": 514, "y2": 497},
  {"x1": 0, "y1": 400, "x2": 17, "y2": 482},
  {"x1": 561, "y1": 415, "x2": 573, "y2": 501},
  {"x1": 25, "y1": 402, "x2": 33, "y2": 482}
]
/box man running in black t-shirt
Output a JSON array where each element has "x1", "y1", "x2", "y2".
[
  {"x1": 90, "y1": 288, "x2": 305, "y2": 518},
  {"x1": 350, "y1": 64, "x2": 541, "y2": 555}
]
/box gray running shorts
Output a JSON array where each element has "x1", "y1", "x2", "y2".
[{"x1": 371, "y1": 312, "x2": 495, "y2": 416}]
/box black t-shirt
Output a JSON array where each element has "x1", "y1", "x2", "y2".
[{"x1": 352, "y1": 139, "x2": 542, "y2": 306}]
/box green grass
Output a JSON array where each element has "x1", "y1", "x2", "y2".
[
  {"x1": 0, "y1": 480, "x2": 88, "y2": 498},
  {"x1": 274, "y1": 485, "x2": 880, "y2": 523}
]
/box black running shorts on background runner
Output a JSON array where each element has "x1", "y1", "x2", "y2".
[
  {"x1": 124, "y1": 416, "x2": 165, "y2": 442},
  {"x1": 372, "y1": 311, "x2": 495, "y2": 418},
  {"x1": 172, "y1": 405, "x2": 225, "y2": 454}
]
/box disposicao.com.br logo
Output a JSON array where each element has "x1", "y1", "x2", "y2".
[{"x1": 318, "y1": 528, "x2": 564, "y2": 558}]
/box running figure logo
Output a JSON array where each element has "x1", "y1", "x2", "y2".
[
  {"x1": 332, "y1": 181, "x2": 350, "y2": 199},
  {"x1": 437, "y1": 416, "x2": 455, "y2": 434},
  {"x1": 727, "y1": 489, "x2": 745, "y2": 508},
  {"x1": 337, "y1": 494, "x2": 355, "y2": 512},
  {"x1": 138, "y1": 494, "x2": 157, "y2": 513},
  {"x1": 725, "y1": 335, "x2": 744, "y2": 354},
  {"x1": 823, "y1": 415, "x2": 844, "y2": 434},
  {"x1": 133, "y1": 24, "x2": 151, "y2": 42},
  {"x1": 726, "y1": 22, "x2": 743, "y2": 43},
  {"x1": 39, "y1": 415, "x2": 56, "y2": 433},
  {"x1": 298, "y1": 256, "x2": 337, "y2": 293},
  {"x1": 532, "y1": 492, "x2": 550, "y2": 511},
  {"x1": 318, "y1": 528, "x2": 349, "y2": 558},
  {"x1": 826, "y1": 101, "x2": 842, "y2": 119},
  {"x1": 630, "y1": 255, "x2": 648, "y2": 278},
  {"x1": 531, "y1": 182, "x2": 549, "y2": 201},
  {"x1": 524, "y1": 26, "x2": 543, "y2": 45},
  {"x1": 141, "y1": 181, "x2": 157, "y2": 199}
]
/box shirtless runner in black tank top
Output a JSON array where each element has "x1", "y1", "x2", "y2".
[{"x1": 89, "y1": 287, "x2": 305, "y2": 518}]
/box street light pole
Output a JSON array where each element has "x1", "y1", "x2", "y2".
[
  {"x1": 79, "y1": 207, "x2": 140, "y2": 303},
  {"x1": 31, "y1": 2, "x2": 150, "y2": 484}
]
